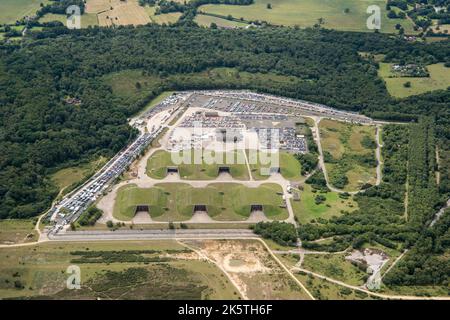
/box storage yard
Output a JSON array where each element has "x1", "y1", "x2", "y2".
[{"x1": 46, "y1": 90, "x2": 380, "y2": 238}]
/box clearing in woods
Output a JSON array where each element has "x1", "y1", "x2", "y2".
[
  {"x1": 378, "y1": 63, "x2": 450, "y2": 98},
  {"x1": 319, "y1": 119, "x2": 377, "y2": 191}
]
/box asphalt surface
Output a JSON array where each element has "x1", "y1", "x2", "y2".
[{"x1": 49, "y1": 229, "x2": 258, "y2": 241}]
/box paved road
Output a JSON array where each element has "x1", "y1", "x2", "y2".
[{"x1": 49, "y1": 229, "x2": 258, "y2": 241}]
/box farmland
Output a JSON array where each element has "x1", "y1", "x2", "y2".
[
  {"x1": 378, "y1": 63, "x2": 450, "y2": 98},
  {"x1": 113, "y1": 183, "x2": 288, "y2": 221},
  {"x1": 145, "y1": 6, "x2": 181, "y2": 25},
  {"x1": 194, "y1": 14, "x2": 248, "y2": 28},
  {"x1": 199, "y1": 0, "x2": 417, "y2": 33},
  {"x1": 319, "y1": 119, "x2": 377, "y2": 191},
  {"x1": 38, "y1": 12, "x2": 99, "y2": 28},
  {"x1": 87, "y1": 0, "x2": 150, "y2": 27},
  {"x1": 0, "y1": 0, "x2": 50, "y2": 24}
]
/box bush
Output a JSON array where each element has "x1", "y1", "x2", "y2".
[{"x1": 253, "y1": 221, "x2": 298, "y2": 246}]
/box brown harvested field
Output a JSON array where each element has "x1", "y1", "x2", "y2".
[
  {"x1": 86, "y1": 0, "x2": 117, "y2": 14},
  {"x1": 87, "y1": 0, "x2": 150, "y2": 26}
]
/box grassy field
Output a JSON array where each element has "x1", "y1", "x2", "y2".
[
  {"x1": 378, "y1": 63, "x2": 450, "y2": 98},
  {"x1": 199, "y1": 0, "x2": 417, "y2": 33},
  {"x1": 113, "y1": 182, "x2": 288, "y2": 221},
  {"x1": 0, "y1": 219, "x2": 38, "y2": 245},
  {"x1": 195, "y1": 14, "x2": 248, "y2": 28},
  {"x1": 102, "y1": 69, "x2": 163, "y2": 106},
  {"x1": 145, "y1": 5, "x2": 181, "y2": 24},
  {"x1": 290, "y1": 184, "x2": 358, "y2": 223},
  {"x1": 102, "y1": 67, "x2": 302, "y2": 103},
  {"x1": 248, "y1": 150, "x2": 302, "y2": 181},
  {"x1": 0, "y1": 241, "x2": 238, "y2": 299},
  {"x1": 295, "y1": 272, "x2": 375, "y2": 300},
  {"x1": 319, "y1": 119, "x2": 377, "y2": 191},
  {"x1": 0, "y1": 0, "x2": 51, "y2": 24},
  {"x1": 51, "y1": 156, "x2": 107, "y2": 194},
  {"x1": 302, "y1": 253, "x2": 368, "y2": 286},
  {"x1": 147, "y1": 149, "x2": 249, "y2": 180},
  {"x1": 38, "y1": 13, "x2": 99, "y2": 28}
]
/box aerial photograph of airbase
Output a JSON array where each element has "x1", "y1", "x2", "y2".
[{"x1": 0, "y1": 0, "x2": 449, "y2": 309}]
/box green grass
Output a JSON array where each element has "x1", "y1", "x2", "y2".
[
  {"x1": 302, "y1": 253, "x2": 368, "y2": 286},
  {"x1": 195, "y1": 14, "x2": 248, "y2": 28},
  {"x1": 102, "y1": 67, "x2": 302, "y2": 104},
  {"x1": 146, "y1": 149, "x2": 250, "y2": 180},
  {"x1": 0, "y1": 241, "x2": 238, "y2": 299},
  {"x1": 0, "y1": 219, "x2": 38, "y2": 245},
  {"x1": 295, "y1": 272, "x2": 375, "y2": 300},
  {"x1": 102, "y1": 69, "x2": 163, "y2": 105},
  {"x1": 145, "y1": 5, "x2": 181, "y2": 24},
  {"x1": 113, "y1": 182, "x2": 288, "y2": 221},
  {"x1": 291, "y1": 185, "x2": 358, "y2": 223},
  {"x1": 0, "y1": 0, "x2": 51, "y2": 24},
  {"x1": 113, "y1": 184, "x2": 168, "y2": 221},
  {"x1": 38, "y1": 12, "x2": 98, "y2": 28},
  {"x1": 319, "y1": 119, "x2": 377, "y2": 191},
  {"x1": 50, "y1": 156, "x2": 107, "y2": 194},
  {"x1": 199, "y1": 0, "x2": 417, "y2": 33},
  {"x1": 248, "y1": 150, "x2": 302, "y2": 181},
  {"x1": 378, "y1": 63, "x2": 450, "y2": 98}
]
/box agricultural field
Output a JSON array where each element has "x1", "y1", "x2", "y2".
[
  {"x1": 113, "y1": 183, "x2": 288, "y2": 221},
  {"x1": 319, "y1": 119, "x2": 377, "y2": 191},
  {"x1": 248, "y1": 151, "x2": 302, "y2": 181},
  {"x1": 185, "y1": 239, "x2": 312, "y2": 300},
  {"x1": 378, "y1": 63, "x2": 450, "y2": 98},
  {"x1": 0, "y1": 241, "x2": 238, "y2": 299},
  {"x1": 290, "y1": 184, "x2": 358, "y2": 224},
  {"x1": 195, "y1": 14, "x2": 248, "y2": 28},
  {"x1": 0, "y1": 219, "x2": 38, "y2": 245},
  {"x1": 146, "y1": 149, "x2": 249, "y2": 180},
  {"x1": 0, "y1": 0, "x2": 51, "y2": 24},
  {"x1": 87, "y1": 0, "x2": 150, "y2": 27},
  {"x1": 145, "y1": 6, "x2": 181, "y2": 24},
  {"x1": 38, "y1": 12, "x2": 99, "y2": 28},
  {"x1": 199, "y1": 0, "x2": 417, "y2": 33}
]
